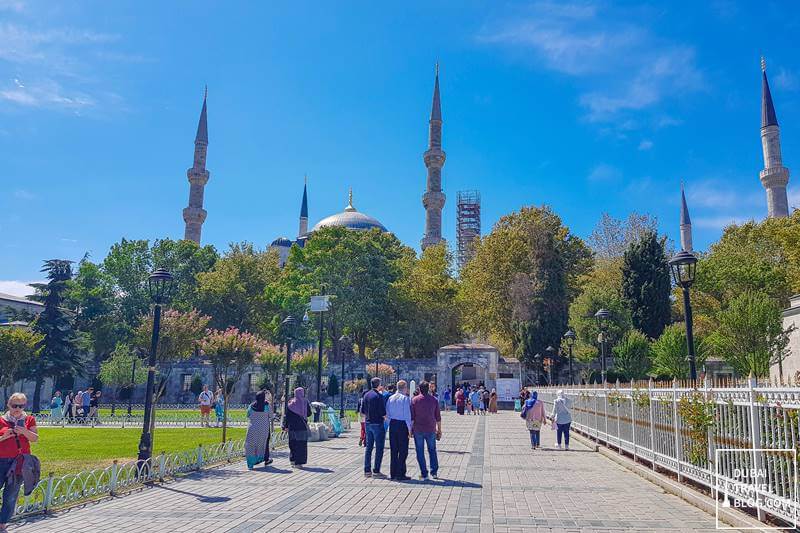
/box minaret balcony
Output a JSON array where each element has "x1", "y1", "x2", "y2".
[
  {"x1": 423, "y1": 149, "x2": 446, "y2": 167},
  {"x1": 187, "y1": 168, "x2": 210, "y2": 185},
  {"x1": 760, "y1": 166, "x2": 789, "y2": 189},
  {"x1": 422, "y1": 190, "x2": 445, "y2": 210},
  {"x1": 182, "y1": 206, "x2": 207, "y2": 224}
]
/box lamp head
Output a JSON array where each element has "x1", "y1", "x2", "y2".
[
  {"x1": 669, "y1": 250, "x2": 698, "y2": 288},
  {"x1": 563, "y1": 329, "x2": 577, "y2": 347},
  {"x1": 147, "y1": 268, "x2": 174, "y2": 305}
]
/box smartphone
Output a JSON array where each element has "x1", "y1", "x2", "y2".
[{"x1": 15, "y1": 419, "x2": 24, "y2": 427}]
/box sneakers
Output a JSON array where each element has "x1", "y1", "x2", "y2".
[
  {"x1": 364, "y1": 471, "x2": 372, "y2": 478},
  {"x1": 371, "y1": 471, "x2": 386, "y2": 478},
  {"x1": 565, "y1": 445, "x2": 569, "y2": 450},
  {"x1": 431, "y1": 473, "x2": 439, "y2": 480},
  {"x1": 419, "y1": 475, "x2": 428, "y2": 480},
  {"x1": 557, "y1": 444, "x2": 562, "y2": 449},
  {"x1": 265, "y1": 458, "x2": 274, "y2": 466}
]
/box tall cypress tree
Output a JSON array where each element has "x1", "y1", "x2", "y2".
[
  {"x1": 30, "y1": 259, "x2": 84, "y2": 412},
  {"x1": 621, "y1": 232, "x2": 671, "y2": 339}
]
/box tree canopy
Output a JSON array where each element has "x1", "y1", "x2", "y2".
[{"x1": 621, "y1": 231, "x2": 672, "y2": 339}]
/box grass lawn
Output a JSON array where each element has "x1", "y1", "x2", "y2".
[
  {"x1": 35, "y1": 427, "x2": 247, "y2": 477},
  {"x1": 97, "y1": 408, "x2": 247, "y2": 419}
]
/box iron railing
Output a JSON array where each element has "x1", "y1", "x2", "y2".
[{"x1": 539, "y1": 379, "x2": 800, "y2": 526}]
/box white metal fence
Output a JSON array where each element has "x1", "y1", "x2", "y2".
[
  {"x1": 34, "y1": 414, "x2": 251, "y2": 428},
  {"x1": 539, "y1": 379, "x2": 800, "y2": 526}
]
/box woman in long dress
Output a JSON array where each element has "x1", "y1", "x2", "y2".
[
  {"x1": 283, "y1": 387, "x2": 311, "y2": 468},
  {"x1": 245, "y1": 390, "x2": 273, "y2": 469},
  {"x1": 488, "y1": 389, "x2": 498, "y2": 413},
  {"x1": 455, "y1": 388, "x2": 465, "y2": 415}
]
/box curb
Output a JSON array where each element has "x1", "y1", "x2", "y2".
[{"x1": 569, "y1": 431, "x2": 775, "y2": 532}]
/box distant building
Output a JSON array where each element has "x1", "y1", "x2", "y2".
[
  {"x1": 0, "y1": 292, "x2": 43, "y2": 326},
  {"x1": 776, "y1": 295, "x2": 800, "y2": 383}
]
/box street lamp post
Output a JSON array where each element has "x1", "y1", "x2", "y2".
[
  {"x1": 563, "y1": 329, "x2": 576, "y2": 385},
  {"x1": 137, "y1": 268, "x2": 174, "y2": 463},
  {"x1": 127, "y1": 356, "x2": 137, "y2": 416},
  {"x1": 669, "y1": 250, "x2": 699, "y2": 382},
  {"x1": 534, "y1": 353, "x2": 542, "y2": 385},
  {"x1": 545, "y1": 345, "x2": 556, "y2": 385},
  {"x1": 339, "y1": 335, "x2": 351, "y2": 419},
  {"x1": 372, "y1": 348, "x2": 382, "y2": 379},
  {"x1": 594, "y1": 309, "x2": 611, "y2": 385},
  {"x1": 282, "y1": 316, "x2": 297, "y2": 427}
]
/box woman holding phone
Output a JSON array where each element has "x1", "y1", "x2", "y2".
[{"x1": 0, "y1": 393, "x2": 38, "y2": 530}]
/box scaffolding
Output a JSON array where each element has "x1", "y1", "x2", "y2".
[{"x1": 456, "y1": 190, "x2": 481, "y2": 272}]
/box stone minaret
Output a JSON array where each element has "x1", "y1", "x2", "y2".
[
  {"x1": 421, "y1": 64, "x2": 446, "y2": 250},
  {"x1": 183, "y1": 88, "x2": 210, "y2": 243},
  {"x1": 759, "y1": 58, "x2": 790, "y2": 218},
  {"x1": 299, "y1": 177, "x2": 309, "y2": 237},
  {"x1": 680, "y1": 185, "x2": 693, "y2": 252}
]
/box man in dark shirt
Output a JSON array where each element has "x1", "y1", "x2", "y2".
[
  {"x1": 411, "y1": 381, "x2": 442, "y2": 480},
  {"x1": 360, "y1": 377, "x2": 387, "y2": 477}
]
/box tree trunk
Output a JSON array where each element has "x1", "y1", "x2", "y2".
[
  {"x1": 111, "y1": 386, "x2": 117, "y2": 416},
  {"x1": 221, "y1": 377, "x2": 228, "y2": 443},
  {"x1": 32, "y1": 376, "x2": 44, "y2": 414}
]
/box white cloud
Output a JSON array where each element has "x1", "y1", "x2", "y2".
[
  {"x1": 478, "y1": 1, "x2": 705, "y2": 126},
  {"x1": 13, "y1": 189, "x2": 34, "y2": 200},
  {"x1": 587, "y1": 163, "x2": 622, "y2": 182},
  {"x1": 693, "y1": 215, "x2": 756, "y2": 230},
  {"x1": 638, "y1": 139, "x2": 653, "y2": 151},
  {"x1": 0, "y1": 78, "x2": 94, "y2": 109},
  {"x1": 774, "y1": 68, "x2": 798, "y2": 91},
  {"x1": 0, "y1": 280, "x2": 41, "y2": 298}
]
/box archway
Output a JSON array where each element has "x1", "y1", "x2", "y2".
[{"x1": 450, "y1": 362, "x2": 486, "y2": 403}]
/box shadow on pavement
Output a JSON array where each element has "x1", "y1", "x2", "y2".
[
  {"x1": 155, "y1": 484, "x2": 232, "y2": 503},
  {"x1": 299, "y1": 466, "x2": 334, "y2": 473}
]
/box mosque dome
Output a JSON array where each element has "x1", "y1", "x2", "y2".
[
  {"x1": 270, "y1": 237, "x2": 293, "y2": 247},
  {"x1": 311, "y1": 189, "x2": 387, "y2": 233}
]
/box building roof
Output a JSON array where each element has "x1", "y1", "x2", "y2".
[
  {"x1": 300, "y1": 181, "x2": 308, "y2": 219},
  {"x1": 438, "y1": 343, "x2": 498, "y2": 352},
  {"x1": 0, "y1": 292, "x2": 43, "y2": 307},
  {"x1": 270, "y1": 237, "x2": 293, "y2": 247},
  {"x1": 762, "y1": 67, "x2": 778, "y2": 129},
  {"x1": 680, "y1": 186, "x2": 691, "y2": 226},
  {"x1": 195, "y1": 88, "x2": 208, "y2": 144},
  {"x1": 311, "y1": 189, "x2": 387, "y2": 233}
]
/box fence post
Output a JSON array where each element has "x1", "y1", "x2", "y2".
[
  {"x1": 748, "y1": 375, "x2": 766, "y2": 521},
  {"x1": 603, "y1": 381, "x2": 609, "y2": 445},
  {"x1": 43, "y1": 472, "x2": 54, "y2": 513},
  {"x1": 672, "y1": 379, "x2": 683, "y2": 482},
  {"x1": 196, "y1": 444, "x2": 204, "y2": 471},
  {"x1": 110, "y1": 460, "x2": 119, "y2": 496},
  {"x1": 704, "y1": 376, "x2": 717, "y2": 501},
  {"x1": 616, "y1": 379, "x2": 622, "y2": 454},
  {"x1": 631, "y1": 387, "x2": 637, "y2": 464},
  {"x1": 649, "y1": 379, "x2": 656, "y2": 471}
]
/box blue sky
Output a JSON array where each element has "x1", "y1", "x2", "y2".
[{"x1": 2, "y1": 1, "x2": 799, "y2": 294}]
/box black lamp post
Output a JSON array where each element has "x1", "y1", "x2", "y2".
[
  {"x1": 372, "y1": 348, "x2": 382, "y2": 379},
  {"x1": 282, "y1": 316, "x2": 297, "y2": 426},
  {"x1": 137, "y1": 268, "x2": 174, "y2": 463},
  {"x1": 533, "y1": 353, "x2": 542, "y2": 385},
  {"x1": 594, "y1": 309, "x2": 611, "y2": 384},
  {"x1": 545, "y1": 345, "x2": 556, "y2": 385},
  {"x1": 669, "y1": 250, "x2": 699, "y2": 381},
  {"x1": 563, "y1": 329, "x2": 576, "y2": 385},
  {"x1": 339, "y1": 335, "x2": 351, "y2": 419}
]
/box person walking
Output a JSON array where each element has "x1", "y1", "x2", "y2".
[
  {"x1": 357, "y1": 389, "x2": 367, "y2": 447},
  {"x1": 0, "y1": 393, "x2": 38, "y2": 530},
  {"x1": 521, "y1": 391, "x2": 546, "y2": 449},
  {"x1": 63, "y1": 392, "x2": 73, "y2": 423},
  {"x1": 488, "y1": 388, "x2": 498, "y2": 414},
  {"x1": 81, "y1": 387, "x2": 93, "y2": 421},
  {"x1": 49, "y1": 391, "x2": 62, "y2": 421},
  {"x1": 386, "y1": 380, "x2": 412, "y2": 481},
  {"x1": 198, "y1": 385, "x2": 213, "y2": 427},
  {"x1": 283, "y1": 387, "x2": 311, "y2": 468},
  {"x1": 360, "y1": 377, "x2": 387, "y2": 478},
  {"x1": 455, "y1": 388, "x2": 465, "y2": 415},
  {"x1": 468, "y1": 388, "x2": 480, "y2": 416},
  {"x1": 482, "y1": 388, "x2": 490, "y2": 414},
  {"x1": 245, "y1": 390, "x2": 273, "y2": 469},
  {"x1": 442, "y1": 387, "x2": 451, "y2": 412},
  {"x1": 88, "y1": 389, "x2": 101, "y2": 422},
  {"x1": 213, "y1": 388, "x2": 225, "y2": 427},
  {"x1": 411, "y1": 381, "x2": 441, "y2": 480},
  {"x1": 551, "y1": 389, "x2": 573, "y2": 450}
]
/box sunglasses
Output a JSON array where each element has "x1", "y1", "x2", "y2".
[{"x1": 10, "y1": 404, "x2": 24, "y2": 409}]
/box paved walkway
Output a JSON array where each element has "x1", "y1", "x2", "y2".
[{"x1": 16, "y1": 411, "x2": 727, "y2": 532}]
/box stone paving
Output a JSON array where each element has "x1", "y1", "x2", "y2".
[{"x1": 14, "y1": 411, "x2": 730, "y2": 532}]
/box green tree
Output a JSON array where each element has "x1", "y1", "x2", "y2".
[
  {"x1": 189, "y1": 374, "x2": 204, "y2": 396},
  {"x1": 257, "y1": 346, "x2": 285, "y2": 398},
  {"x1": 459, "y1": 206, "x2": 592, "y2": 356},
  {"x1": 392, "y1": 243, "x2": 461, "y2": 356},
  {"x1": 98, "y1": 343, "x2": 147, "y2": 415},
  {"x1": 0, "y1": 327, "x2": 43, "y2": 401},
  {"x1": 197, "y1": 243, "x2": 280, "y2": 334},
  {"x1": 621, "y1": 231, "x2": 672, "y2": 339},
  {"x1": 612, "y1": 330, "x2": 652, "y2": 381},
  {"x1": 30, "y1": 260, "x2": 85, "y2": 412},
  {"x1": 651, "y1": 323, "x2": 706, "y2": 380},
  {"x1": 291, "y1": 351, "x2": 321, "y2": 389},
  {"x1": 200, "y1": 327, "x2": 263, "y2": 441},
  {"x1": 707, "y1": 291, "x2": 793, "y2": 380}
]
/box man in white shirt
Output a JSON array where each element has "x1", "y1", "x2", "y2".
[
  {"x1": 198, "y1": 385, "x2": 213, "y2": 428},
  {"x1": 386, "y1": 380, "x2": 412, "y2": 481}
]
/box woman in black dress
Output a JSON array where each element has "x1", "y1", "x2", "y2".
[{"x1": 283, "y1": 387, "x2": 311, "y2": 468}]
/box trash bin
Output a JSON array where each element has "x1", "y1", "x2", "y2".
[{"x1": 514, "y1": 398, "x2": 521, "y2": 412}]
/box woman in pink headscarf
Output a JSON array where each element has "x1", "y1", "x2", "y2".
[{"x1": 282, "y1": 387, "x2": 311, "y2": 468}]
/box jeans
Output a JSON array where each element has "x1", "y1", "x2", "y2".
[
  {"x1": 529, "y1": 429, "x2": 540, "y2": 447},
  {"x1": 557, "y1": 422, "x2": 571, "y2": 446},
  {"x1": 364, "y1": 423, "x2": 385, "y2": 473},
  {"x1": 0, "y1": 458, "x2": 22, "y2": 524},
  {"x1": 413, "y1": 432, "x2": 438, "y2": 478}
]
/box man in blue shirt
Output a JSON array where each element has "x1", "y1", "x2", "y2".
[
  {"x1": 385, "y1": 380, "x2": 412, "y2": 481},
  {"x1": 360, "y1": 377, "x2": 387, "y2": 478}
]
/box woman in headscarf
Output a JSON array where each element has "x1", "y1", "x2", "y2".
[
  {"x1": 283, "y1": 387, "x2": 311, "y2": 468},
  {"x1": 454, "y1": 387, "x2": 465, "y2": 415},
  {"x1": 488, "y1": 388, "x2": 498, "y2": 414},
  {"x1": 520, "y1": 390, "x2": 546, "y2": 449},
  {"x1": 245, "y1": 390, "x2": 273, "y2": 469},
  {"x1": 551, "y1": 389, "x2": 573, "y2": 450}
]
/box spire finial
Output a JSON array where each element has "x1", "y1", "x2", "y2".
[
  {"x1": 435, "y1": 61, "x2": 439, "y2": 77},
  {"x1": 761, "y1": 56, "x2": 766, "y2": 72},
  {"x1": 204, "y1": 84, "x2": 208, "y2": 99},
  {"x1": 304, "y1": 173, "x2": 308, "y2": 185},
  {"x1": 348, "y1": 187, "x2": 353, "y2": 208}
]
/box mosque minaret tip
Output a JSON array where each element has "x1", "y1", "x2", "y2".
[
  {"x1": 299, "y1": 176, "x2": 309, "y2": 238},
  {"x1": 680, "y1": 184, "x2": 693, "y2": 253},
  {"x1": 183, "y1": 87, "x2": 210, "y2": 243},
  {"x1": 760, "y1": 57, "x2": 790, "y2": 218},
  {"x1": 421, "y1": 63, "x2": 446, "y2": 250}
]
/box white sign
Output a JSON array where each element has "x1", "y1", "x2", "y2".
[
  {"x1": 310, "y1": 295, "x2": 330, "y2": 312},
  {"x1": 495, "y1": 378, "x2": 520, "y2": 402}
]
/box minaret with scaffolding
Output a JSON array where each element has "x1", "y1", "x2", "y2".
[{"x1": 456, "y1": 190, "x2": 481, "y2": 272}]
